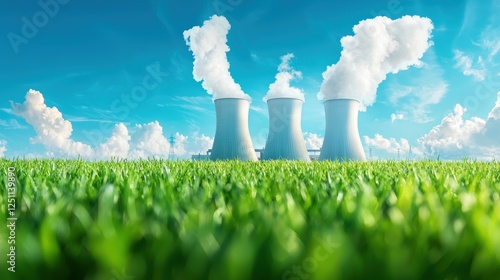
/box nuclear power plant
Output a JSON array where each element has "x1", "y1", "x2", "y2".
[
  {"x1": 262, "y1": 98, "x2": 310, "y2": 161},
  {"x1": 210, "y1": 98, "x2": 258, "y2": 161},
  {"x1": 194, "y1": 97, "x2": 367, "y2": 162},
  {"x1": 319, "y1": 99, "x2": 366, "y2": 161}
]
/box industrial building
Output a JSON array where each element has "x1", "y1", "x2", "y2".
[
  {"x1": 262, "y1": 98, "x2": 310, "y2": 161},
  {"x1": 192, "y1": 148, "x2": 320, "y2": 161},
  {"x1": 191, "y1": 95, "x2": 366, "y2": 162},
  {"x1": 209, "y1": 98, "x2": 258, "y2": 161},
  {"x1": 319, "y1": 99, "x2": 366, "y2": 161}
]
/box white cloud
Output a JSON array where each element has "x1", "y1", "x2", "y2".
[
  {"x1": 11, "y1": 89, "x2": 94, "y2": 158},
  {"x1": 318, "y1": 15, "x2": 434, "y2": 111},
  {"x1": 365, "y1": 92, "x2": 500, "y2": 160},
  {"x1": 391, "y1": 113, "x2": 404, "y2": 122},
  {"x1": 418, "y1": 105, "x2": 485, "y2": 155},
  {"x1": 364, "y1": 134, "x2": 423, "y2": 158},
  {"x1": 303, "y1": 132, "x2": 323, "y2": 150},
  {"x1": 0, "y1": 140, "x2": 6, "y2": 158},
  {"x1": 418, "y1": 92, "x2": 500, "y2": 159},
  {"x1": 480, "y1": 7, "x2": 500, "y2": 61},
  {"x1": 96, "y1": 123, "x2": 131, "y2": 159},
  {"x1": 11, "y1": 89, "x2": 214, "y2": 160},
  {"x1": 484, "y1": 39, "x2": 500, "y2": 60},
  {"x1": 172, "y1": 132, "x2": 214, "y2": 157},
  {"x1": 184, "y1": 15, "x2": 250, "y2": 100},
  {"x1": 264, "y1": 53, "x2": 305, "y2": 102},
  {"x1": 129, "y1": 121, "x2": 170, "y2": 159},
  {"x1": 453, "y1": 50, "x2": 486, "y2": 81},
  {"x1": 192, "y1": 133, "x2": 214, "y2": 154},
  {"x1": 488, "y1": 92, "x2": 500, "y2": 120}
]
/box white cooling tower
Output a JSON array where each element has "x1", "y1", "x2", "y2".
[
  {"x1": 210, "y1": 98, "x2": 258, "y2": 161},
  {"x1": 319, "y1": 99, "x2": 366, "y2": 161},
  {"x1": 263, "y1": 98, "x2": 310, "y2": 161}
]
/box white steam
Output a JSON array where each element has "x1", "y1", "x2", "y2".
[
  {"x1": 318, "y1": 15, "x2": 434, "y2": 111},
  {"x1": 184, "y1": 15, "x2": 250, "y2": 100},
  {"x1": 264, "y1": 53, "x2": 305, "y2": 102}
]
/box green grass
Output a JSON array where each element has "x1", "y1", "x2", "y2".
[{"x1": 1, "y1": 159, "x2": 500, "y2": 280}]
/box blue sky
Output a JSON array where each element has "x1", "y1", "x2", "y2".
[{"x1": 1, "y1": 0, "x2": 499, "y2": 159}]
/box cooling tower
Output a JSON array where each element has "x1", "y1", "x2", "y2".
[
  {"x1": 263, "y1": 98, "x2": 310, "y2": 161},
  {"x1": 319, "y1": 99, "x2": 366, "y2": 161},
  {"x1": 210, "y1": 98, "x2": 258, "y2": 161}
]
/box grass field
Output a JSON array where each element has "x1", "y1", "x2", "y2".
[{"x1": 1, "y1": 159, "x2": 500, "y2": 280}]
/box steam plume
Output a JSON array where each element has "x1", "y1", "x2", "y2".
[
  {"x1": 318, "y1": 16, "x2": 434, "y2": 111},
  {"x1": 264, "y1": 53, "x2": 305, "y2": 102},
  {"x1": 184, "y1": 15, "x2": 250, "y2": 100}
]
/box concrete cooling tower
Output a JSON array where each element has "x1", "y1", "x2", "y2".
[
  {"x1": 319, "y1": 99, "x2": 366, "y2": 161},
  {"x1": 263, "y1": 98, "x2": 310, "y2": 161},
  {"x1": 210, "y1": 98, "x2": 258, "y2": 161}
]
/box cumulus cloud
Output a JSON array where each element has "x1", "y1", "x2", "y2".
[
  {"x1": 11, "y1": 89, "x2": 94, "y2": 158},
  {"x1": 11, "y1": 89, "x2": 214, "y2": 159},
  {"x1": 129, "y1": 121, "x2": 170, "y2": 159},
  {"x1": 96, "y1": 123, "x2": 131, "y2": 159},
  {"x1": 453, "y1": 50, "x2": 486, "y2": 81},
  {"x1": 191, "y1": 133, "x2": 214, "y2": 154},
  {"x1": 173, "y1": 132, "x2": 214, "y2": 157},
  {"x1": 418, "y1": 105, "x2": 486, "y2": 156},
  {"x1": 391, "y1": 113, "x2": 404, "y2": 122},
  {"x1": 364, "y1": 134, "x2": 423, "y2": 158},
  {"x1": 366, "y1": 92, "x2": 500, "y2": 160},
  {"x1": 303, "y1": 132, "x2": 323, "y2": 150},
  {"x1": 488, "y1": 93, "x2": 500, "y2": 120},
  {"x1": 318, "y1": 16, "x2": 434, "y2": 111},
  {"x1": 264, "y1": 53, "x2": 305, "y2": 102},
  {"x1": 418, "y1": 92, "x2": 500, "y2": 159},
  {"x1": 0, "y1": 140, "x2": 6, "y2": 158},
  {"x1": 184, "y1": 15, "x2": 250, "y2": 100}
]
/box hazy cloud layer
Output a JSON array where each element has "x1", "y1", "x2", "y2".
[
  {"x1": 364, "y1": 134, "x2": 424, "y2": 159},
  {"x1": 264, "y1": 53, "x2": 305, "y2": 102},
  {"x1": 389, "y1": 81, "x2": 448, "y2": 123},
  {"x1": 453, "y1": 50, "x2": 486, "y2": 81},
  {"x1": 319, "y1": 16, "x2": 434, "y2": 111},
  {"x1": 184, "y1": 15, "x2": 250, "y2": 100},
  {"x1": 0, "y1": 140, "x2": 6, "y2": 158}
]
